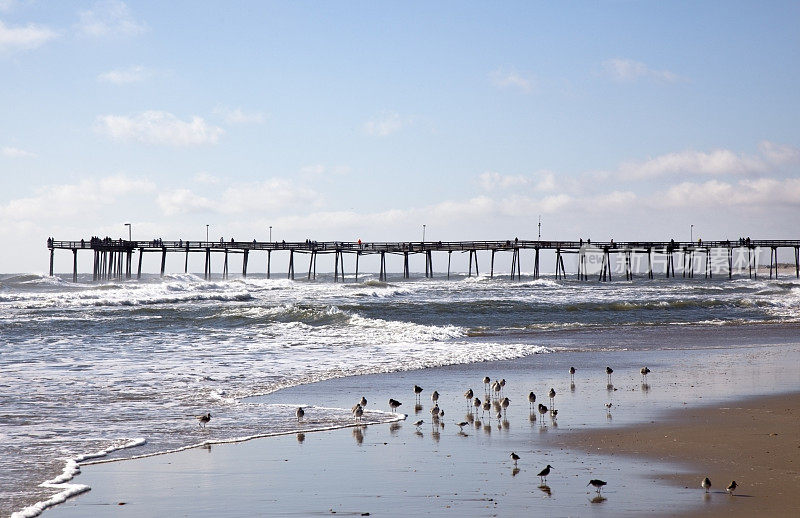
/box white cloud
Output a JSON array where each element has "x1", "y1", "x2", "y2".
[
  {"x1": 2, "y1": 146, "x2": 35, "y2": 158},
  {"x1": 0, "y1": 175, "x2": 155, "y2": 221},
  {"x1": 193, "y1": 172, "x2": 220, "y2": 185},
  {"x1": 213, "y1": 106, "x2": 265, "y2": 125},
  {"x1": 660, "y1": 178, "x2": 800, "y2": 208},
  {"x1": 618, "y1": 148, "x2": 768, "y2": 179},
  {"x1": 156, "y1": 179, "x2": 322, "y2": 216},
  {"x1": 98, "y1": 65, "x2": 150, "y2": 84},
  {"x1": 364, "y1": 111, "x2": 403, "y2": 137},
  {"x1": 489, "y1": 68, "x2": 534, "y2": 93},
  {"x1": 76, "y1": 0, "x2": 146, "y2": 37},
  {"x1": 758, "y1": 140, "x2": 800, "y2": 165},
  {"x1": 96, "y1": 111, "x2": 224, "y2": 146},
  {"x1": 477, "y1": 170, "x2": 556, "y2": 192},
  {"x1": 0, "y1": 19, "x2": 57, "y2": 53},
  {"x1": 602, "y1": 58, "x2": 680, "y2": 83}
]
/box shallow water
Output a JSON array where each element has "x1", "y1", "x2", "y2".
[{"x1": 2, "y1": 272, "x2": 799, "y2": 515}]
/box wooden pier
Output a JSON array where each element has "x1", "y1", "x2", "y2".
[{"x1": 47, "y1": 237, "x2": 800, "y2": 282}]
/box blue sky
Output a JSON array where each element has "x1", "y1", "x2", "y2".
[{"x1": 1, "y1": 1, "x2": 798, "y2": 273}]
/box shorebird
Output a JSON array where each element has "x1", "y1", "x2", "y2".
[
  {"x1": 606, "y1": 366, "x2": 614, "y2": 383},
  {"x1": 640, "y1": 366, "x2": 650, "y2": 382},
  {"x1": 588, "y1": 479, "x2": 607, "y2": 493},
  {"x1": 456, "y1": 421, "x2": 468, "y2": 431},
  {"x1": 389, "y1": 398, "x2": 402, "y2": 411},
  {"x1": 414, "y1": 385, "x2": 423, "y2": 402},
  {"x1": 501, "y1": 397, "x2": 510, "y2": 414},
  {"x1": 464, "y1": 388, "x2": 474, "y2": 409},
  {"x1": 430, "y1": 405, "x2": 440, "y2": 419},
  {"x1": 431, "y1": 390, "x2": 439, "y2": 404},
  {"x1": 548, "y1": 388, "x2": 556, "y2": 409},
  {"x1": 353, "y1": 405, "x2": 363, "y2": 422},
  {"x1": 726, "y1": 480, "x2": 737, "y2": 495},
  {"x1": 499, "y1": 379, "x2": 506, "y2": 396},
  {"x1": 702, "y1": 477, "x2": 712, "y2": 493},
  {"x1": 569, "y1": 366, "x2": 576, "y2": 381},
  {"x1": 295, "y1": 407, "x2": 304, "y2": 422},
  {"x1": 495, "y1": 410, "x2": 503, "y2": 422},
  {"x1": 528, "y1": 391, "x2": 536, "y2": 410},
  {"x1": 491, "y1": 380, "x2": 501, "y2": 400},
  {"x1": 510, "y1": 452, "x2": 520, "y2": 466},
  {"x1": 196, "y1": 413, "x2": 211, "y2": 428},
  {"x1": 483, "y1": 376, "x2": 491, "y2": 393},
  {"x1": 359, "y1": 396, "x2": 368, "y2": 407},
  {"x1": 439, "y1": 409, "x2": 445, "y2": 418},
  {"x1": 482, "y1": 399, "x2": 491, "y2": 417},
  {"x1": 412, "y1": 419, "x2": 424, "y2": 430},
  {"x1": 537, "y1": 465, "x2": 553, "y2": 483},
  {"x1": 473, "y1": 397, "x2": 481, "y2": 414},
  {"x1": 538, "y1": 403, "x2": 548, "y2": 417}
]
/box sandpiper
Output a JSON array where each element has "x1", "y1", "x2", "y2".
[
  {"x1": 473, "y1": 397, "x2": 482, "y2": 414},
  {"x1": 196, "y1": 413, "x2": 211, "y2": 428},
  {"x1": 295, "y1": 407, "x2": 304, "y2": 422},
  {"x1": 510, "y1": 452, "x2": 520, "y2": 466},
  {"x1": 726, "y1": 480, "x2": 737, "y2": 495},
  {"x1": 431, "y1": 390, "x2": 439, "y2": 404},
  {"x1": 483, "y1": 376, "x2": 491, "y2": 393},
  {"x1": 359, "y1": 396, "x2": 368, "y2": 407},
  {"x1": 528, "y1": 391, "x2": 536, "y2": 410},
  {"x1": 537, "y1": 464, "x2": 553, "y2": 483},
  {"x1": 606, "y1": 366, "x2": 614, "y2": 383},
  {"x1": 389, "y1": 398, "x2": 402, "y2": 411},
  {"x1": 499, "y1": 379, "x2": 506, "y2": 395},
  {"x1": 501, "y1": 397, "x2": 510, "y2": 414},
  {"x1": 353, "y1": 405, "x2": 363, "y2": 422},
  {"x1": 569, "y1": 366, "x2": 576, "y2": 381},
  {"x1": 701, "y1": 477, "x2": 712, "y2": 493},
  {"x1": 640, "y1": 366, "x2": 650, "y2": 382},
  {"x1": 456, "y1": 421, "x2": 468, "y2": 431},
  {"x1": 414, "y1": 385, "x2": 423, "y2": 402},
  {"x1": 464, "y1": 388, "x2": 473, "y2": 409},
  {"x1": 492, "y1": 380, "x2": 502, "y2": 400},
  {"x1": 412, "y1": 419, "x2": 424, "y2": 430},
  {"x1": 548, "y1": 388, "x2": 556, "y2": 409},
  {"x1": 482, "y1": 399, "x2": 491, "y2": 417},
  {"x1": 587, "y1": 479, "x2": 607, "y2": 493}
]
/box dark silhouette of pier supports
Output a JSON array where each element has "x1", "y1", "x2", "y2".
[
  {"x1": 447, "y1": 251, "x2": 452, "y2": 279},
  {"x1": 137, "y1": 249, "x2": 143, "y2": 279},
  {"x1": 511, "y1": 248, "x2": 522, "y2": 280},
  {"x1": 204, "y1": 248, "x2": 211, "y2": 280},
  {"x1": 624, "y1": 250, "x2": 632, "y2": 281},
  {"x1": 242, "y1": 250, "x2": 249, "y2": 278},
  {"x1": 647, "y1": 248, "x2": 654, "y2": 279},
  {"x1": 288, "y1": 250, "x2": 295, "y2": 280},
  {"x1": 379, "y1": 251, "x2": 387, "y2": 281},
  {"x1": 795, "y1": 246, "x2": 799, "y2": 278},
  {"x1": 533, "y1": 248, "x2": 540, "y2": 279},
  {"x1": 553, "y1": 248, "x2": 565, "y2": 280},
  {"x1": 578, "y1": 249, "x2": 588, "y2": 281},
  {"x1": 266, "y1": 250, "x2": 271, "y2": 279},
  {"x1": 598, "y1": 248, "x2": 611, "y2": 281},
  {"x1": 468, "y1": 250, "x2": 479, "y2": 277},
  {"x1": 425, "y1": 250, "x2": 433, "y2": 278},
  {"x1": 72, "y1": 248, "x2": 78, "y2": 282},
  {"x1": 705, "y1": 249, "x2": 712, "y2": 279},
  {"x1": 768, "y1": 246, "x2": 778, "y2": 279}
]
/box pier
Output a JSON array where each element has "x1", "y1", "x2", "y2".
[{"x1": 47, "y1": 238, "x2": 800, "y2": 283}]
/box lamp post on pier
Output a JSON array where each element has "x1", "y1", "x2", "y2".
[
  {"x1": 124, "y1": 223, "x2": 131, "y2": 242},
  {"x1": 422, "y1": 224, "x2": 426, "y2": 242},
  {"x1": 206, "y1": 224, "x2": 209, "y2": 243},
  {"x1": 690, "y1": 224, "x2": 694, "y2": 243},
  {"x1": 269, "y1": 226, "x2": 272, "y2": 242}
]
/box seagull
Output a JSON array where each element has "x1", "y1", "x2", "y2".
[
  {"x1": 606, "y1": 366, "x2": 614, "y2": 383},
  {"x1": 702, "y1": 477, "x2": 712, "y2": 493},
  {"x1": 548, "y1": 388, "x2": 556, "y2": 409},
  {"x1": 414, "y1": 385, "x2": 423, "y2": 402},
  {"x1": 456, "y1": 421, "x2": 468, "y2": 431},
  {"x1": 431, "y1": 390, "x2": 439, "y2": 404},
  {"x1": 510, "y1": 452, "x2": 520, "y2": 466},
  {"x1": 726, "y1": 480, "x2": 737, "y2": 495},
  {"x1": 537, "y1": 464, "x2": 553, "y2": 483},
  {"x1": 296, "y1": 407, "x2": 304, "y2": 422},
  {"x1": 640, "y1": 366, "x2": 651, "y2": 382},
  {"x1": 483, "y1": 376, "x2": 491, "y2": 393},
  {"x1": 412, "y1": 419, "x2": 424, "y2": 430},
  {"x1": 359, "y1": 396, "x2": 368, "y2": 407},
  {"x1": 389, "y1": 398, "x2": 402, "y2": 411},
  {"x1": 588, "y1": 479, "x2": 607, "y2": 493},
  {"x1": 528, "y1": 391, "x2": 536, "y2": 410},
  {"x1": 569, "y1": 366, "x2": 576, "y2": 381},
  {"x1": 196, "y1": 413, "x2": 211, "y2": 428}
]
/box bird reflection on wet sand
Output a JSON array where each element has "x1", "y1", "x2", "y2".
[{"x1": 538, "y1": 485, "x2": 552, "y2": 497}]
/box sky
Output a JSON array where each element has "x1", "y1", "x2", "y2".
[{"x1": 1, "y1": 0, "x2": 799, "y2": 274}]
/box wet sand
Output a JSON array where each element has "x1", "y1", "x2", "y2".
[
  {"x1": 550, "y1": 392, "x2": 800, "y2": 517},
  {"x1": 44, "y1": 331, "x2": 800, "y2": 518}
]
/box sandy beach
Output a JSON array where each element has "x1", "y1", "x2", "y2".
[
  {"x1": 43, "y1": 326, "x2": 800, "y2": 518},
  {"x1": 551, "y1": 392, "x2": 800, "y2": 517}
]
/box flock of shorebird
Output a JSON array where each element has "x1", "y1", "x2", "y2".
[{"x1": 195, "y1": 364, "x2": 741, "y2": 500}]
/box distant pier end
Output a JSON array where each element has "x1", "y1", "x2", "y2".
[{"x1": 46, "y1": 237, "x2": 800, "y2": 282}]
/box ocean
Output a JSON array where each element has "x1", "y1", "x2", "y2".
[{"x1": 2, "y1": 271, "x2": 799, "y2": 516}]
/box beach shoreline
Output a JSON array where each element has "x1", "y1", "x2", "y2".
[{"x1": 42, "y1": 336, "x2": 800, "y2": 518}]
